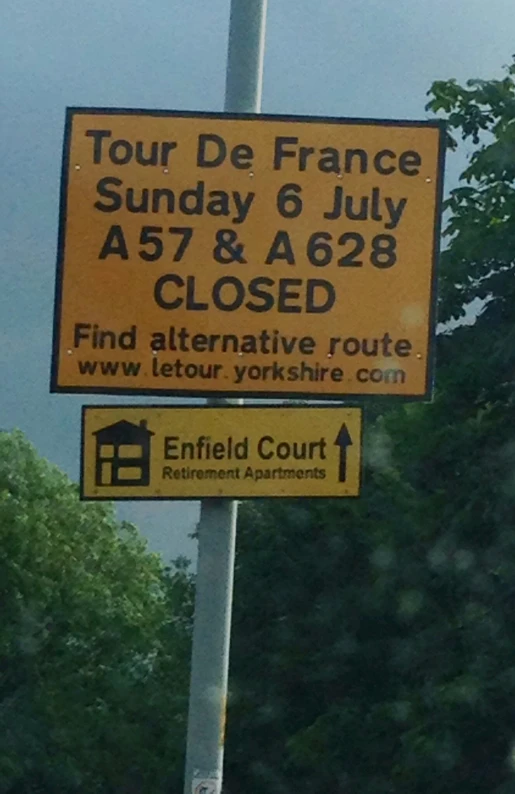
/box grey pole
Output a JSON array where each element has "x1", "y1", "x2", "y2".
[
  {"x1": 183, "y1": 2, "x2": 268, "y2": 793},
  {"x1": 224, "y1": 0, "x2": 268, "y2": 114}
]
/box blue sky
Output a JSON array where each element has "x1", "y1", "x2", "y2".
[{"x1": 1, "y1": 0, "x2": 513, "y2": 561}]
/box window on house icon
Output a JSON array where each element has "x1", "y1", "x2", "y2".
[{"x1": 98, "y1": 443, "x2": 145, "y2": 485}]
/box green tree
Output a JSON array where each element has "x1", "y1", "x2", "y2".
[
  {"x1": 0, "y1": 430, "x2": 193, "y2": 793},
  {"x1": 430, "y1": 59, "x2": 515, "y2": 326},
  {"x1": 225, "y1": 59, "x2": 515, "y2": 794}
]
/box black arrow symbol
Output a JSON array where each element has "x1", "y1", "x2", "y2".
[{"x1": 334, "y1": 423, "x2": 353, "y2": 483}]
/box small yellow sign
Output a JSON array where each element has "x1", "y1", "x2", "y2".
[
  {"x1": 53, "y1": 108, "x2": 444, "y2": 400},
  {"x1": 81, "y1": 405, "x2": 362, "y2": 499}
]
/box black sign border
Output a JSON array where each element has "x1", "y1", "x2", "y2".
[
  {"x1": 80, "y1": 403, "x2": 364, "y2": 501},
  {"x1": 52, "y1": 107, "x2": 446, "y2": 402}
]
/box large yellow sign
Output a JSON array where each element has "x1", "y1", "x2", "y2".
[
  {"x1": 53, "y1": 109, "x2": 444, "y2": 399},
  {"x1": 81, "y1": 405, "x2": 362, "y2": 499}
]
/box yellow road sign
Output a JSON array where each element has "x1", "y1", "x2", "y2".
[
  {"x1": 81, "y1": 405, "x2": 362, "y2": 499},
  {"x1": 53, "y1": 108, "x2": 444, "y2": 400}
]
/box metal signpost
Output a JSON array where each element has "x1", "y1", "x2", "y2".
[
  {"x1": 183, "y1": 5, "x2": 267, "y2": 793},
  {"x1": 50, "y1": 2, "x2": 445, "y2": 792}
]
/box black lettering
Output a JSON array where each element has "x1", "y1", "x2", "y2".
[
  {"x1": 164, "y1": 437, "x2": 179, "y2": 460},
  {"x1": 299, "y1": 336, "x2": 316, "y2": 355},
  {"x1": 161, "y1": 142, "x2": 178, "y2": 166},
  {"x1": 99, "y1": 225, "x2": 128, "y2": 259},
  {"x1": 306, "y1": 279, "x2": 335, "y2": 313},
  {"x1": 265, "y1": 231, "x2": 295, "y2": 265},
  {"x1": 395, "y1": 339, "x2": 412, "y2": 357},
  {"x1": 139, "y1": 226, "x2": 163, "y2": 261},
  {"x1": 234, "y1": 365, "x2": 246, "y2": 384},
  {"x1": 329, "y1": 336, "x2": 340, "y2": 355},
  {"x1": 213, "y1": 229, "x2": 246, "y2": 264},
  {"x1": 197, "y1": 134, "x2": 226, "y2": 167},
  {"x1": 281, "y1": 336, "x2": 296, "y2": 354},
  {"x1": 399, "y1": 150, "x2": 421, "y2": 176},
  {"x1": 186, "y1": 276, "x2": 208, "y2": 311},
  {"x1": 343, "y1": 337, "x2": 360, "y2": 355},
  {"x1": 381, "y1": 333, "x2": 394, "y2": 357},
  {"x1": 96, "y1": 329, "x2": 116, "y2": 349},
  {"x1": 169, "y1": 227, "x2": 193, "y2": 261},
  {"x1": 272, "y1": 361, "x2": 284, "y2": 380},
  {"x1": 119, "y1": 326, "x2": 137, "y2": 350},
  {"x1": 338, "y1": 232, "x2": 364, "y2": 267},
  {"x1": 318, "y1": 147, "x2": 340, "y2": 174},
  {"x1": 126, "y1": 188, "x2": 149, "y2": 213},
  {"x1": 135, "y1": 141, "x2": 158, "y2": 166},
  {"x1": 231, "y1": 144, "x2": 254, "y2": 169},
  {"x1": 154, "y1": 274, "x2": 184, "y2": 310},
  {"x1": 74, "y1": 323, "x2": 91, "y2": 347},
  {"x1": 109, "y1": 139, "x2": 133, "y2": 165},
  {"x1": 371, "y1": 188, "x2": 383, "y2": 223},
  {"x1": 94, "y1": 176, "x2": 122, "y2": 212},
  {"x1": 257, "y1": 436, "x2": 274, "y2": 460},
  {"x1": 274, "y1": 136, "x2": 298, "y2": 169},
  {"x1": 221, "y1": 335, "x2": 239, "y2": 352},
  {"x1": 344, "y1": 149, "x2": 367, "y2": 174},
  {"x1": 152, "y1": 189, "x2": 175, "y2": 213},
  {"x1": 278, "y1": 279, "x2": 302, "y2": 313},
  {"x1": 86, "y1": 129, "x2": 111, "y2": 163},
  {"x1": 180, "y1": 181, "x2": 204, "y2": 215},
  {"x1": 212, "y1": 276, "x2": 245, "y2": 311},
  {"x1": 192, "y1": 334, "x2": 209, "y2": 352},
  {"x1": 241, "y1": 335, "x2": 258, "y2": 353},
  {"x1": 246, "y1": 277, "x2": 275, "y2": 313},
  {"x1": 324, "y1": 186, "x2": 342, "y2": 220},
  {"x1": 374, "y1": 149, "x2": 396, "y2": 175},
  {"x1": 371, "y1": 234, "x2": 397, "y2": 268},
  {"x1": 207, "y1": 191, "x2": 230, "y2": 218},
  {"x1": 362, "y1": 338, "x2": 379, "y2": 356},
  {"x1": 212, "y1": 442, "x2": 225, "y2": 460},
  {"x1": 151, "y1": 332, "x2": 166, "y2": 351},
  {"x1": 299, "y1": 146, "x2": 315, "y2": 170},
  {"x1": 345, "y1": 195, "x2": 369, "y2": 221}
]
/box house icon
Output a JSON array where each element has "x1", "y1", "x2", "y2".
[{"x1": 94, "y1": 419, "x2": 154, "y2": 487}]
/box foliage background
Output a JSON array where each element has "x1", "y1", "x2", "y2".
[{"x1": 2, "y1": 62, "x2": 515, "y2": 793}]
